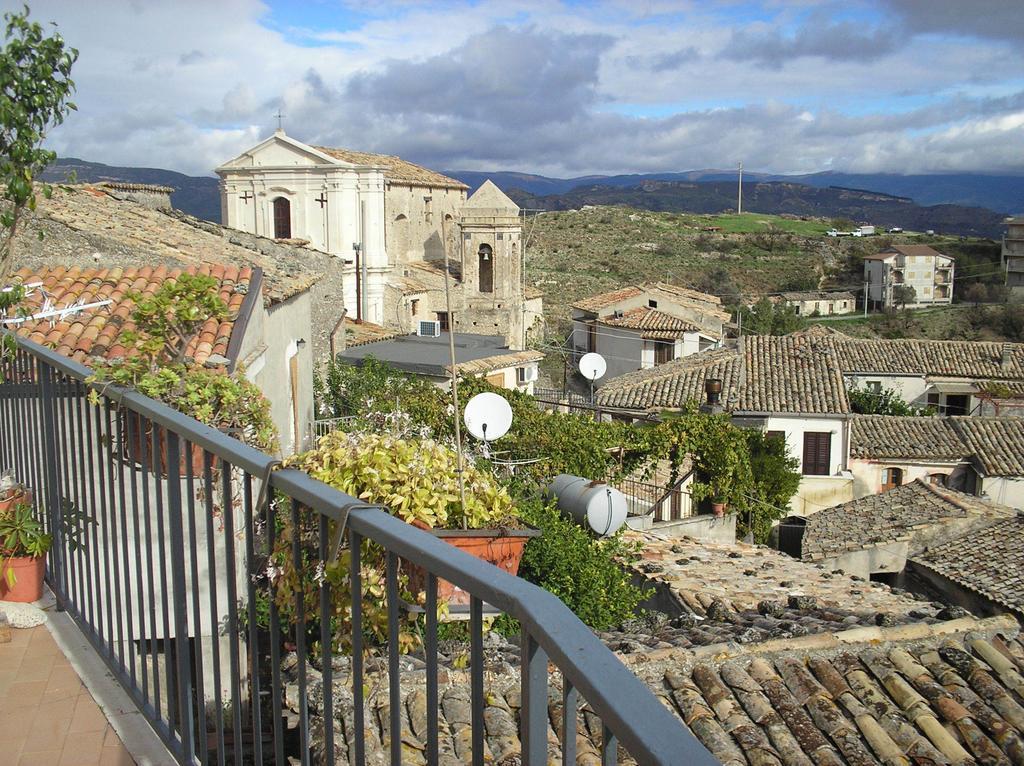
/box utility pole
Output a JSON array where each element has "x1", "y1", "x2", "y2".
[
  {"x1": 737, "y1": 161, "x2": 743, "y2": 215},
  {"x1": 863, "y1": 280, "x2": 869, "y2": 317}
]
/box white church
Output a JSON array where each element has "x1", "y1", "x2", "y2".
[{"x1": 215, "y1": 130, "x2": 540, "y2": 348}]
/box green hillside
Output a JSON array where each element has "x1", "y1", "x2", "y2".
[{"x1": 524, "y1": 206, "x2": 1004, "y2": 336}]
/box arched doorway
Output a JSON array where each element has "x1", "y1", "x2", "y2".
[{"x1": 273, "y1": 197, "x2": 291, "y2": 239}]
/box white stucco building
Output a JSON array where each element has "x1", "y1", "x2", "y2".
[
  {"x1": 570, "y1": 283, "x2": 728, "y2": 384},
  {"x1": 597, "y1": 328, "x2": 1024, "y2": 514},
  {"x1": 216, "y1": 132, "x2": 539, "y2": 349},
  {"x1": 864, "y1": 244, "x2": 954, "y2": 310}
]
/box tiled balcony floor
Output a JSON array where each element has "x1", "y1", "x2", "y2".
[{"x1": 0, "y1": 625, "x2": 134, "y2": 765}]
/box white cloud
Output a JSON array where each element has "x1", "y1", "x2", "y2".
[{"x1": 11, "y1": 0, "x2": 1024, "y2": 177}]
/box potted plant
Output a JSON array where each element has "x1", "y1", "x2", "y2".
[
  {"x1": 0, "y1": 503, "x2": 52, "y2": 602},
  {"x1": 107, "y1": 364, "x2": 277, "y2": 475},
  {"x1": 286, "y1": 430, "x2": 538, "y2": 606},
  {"x1": 88, "y1": 273, "x2": 278, "y2": 473},
  {"x1": 0, "y1": 473, "x2": 31, "y2": 515}
]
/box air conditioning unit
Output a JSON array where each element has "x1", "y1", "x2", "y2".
[
  {"x1": 417, "y1": 320, "x2": 441, "y2": 337},
  {"x1": 517, "y1": 366, "x2": 538, "y2": 384}
]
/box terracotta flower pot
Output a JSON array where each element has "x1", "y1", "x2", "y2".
[
  {"x1": 0, "y1": 489, "x2": 32, "y2": 517},
  {"x1": 711, "y1": 501, "x2": 727, "y2": 518},
  {"x1": 123, "y1": 414, "x2": 217, "y2": 478},
  {"x1": 407, "y1": 527, "x2": 541, "y2": 609},
  {"x1": 1, "y1": 555, "x2": 45, "y2": 602}
]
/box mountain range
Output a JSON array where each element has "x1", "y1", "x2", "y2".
[
  {"x1": 448, "y1": 169, "x2": 1024, "y2": 216},
  {"x1": 41, "y1": 157, "x2": 1021, "y2": 237}
]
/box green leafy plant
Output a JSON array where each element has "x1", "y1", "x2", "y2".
[
  {"x1": 514, "y1": 494, "x2": 644, "y2": 630},
  {"x1": 847, "y1": 383, "x2": 929, "y2": 416},
  {"x1": 89, "y1": 273, "x2": 276, "y2": 452},
  {"x1": 118, "y1": 273, "x2": 229, "y2": 367},
  {"x1": 0, "y1": 502, "x2": 51, "y2": 588},
  {"x1": 0, "y1": 5, "x2": 78, "y2": 279},
  {"x1": 743, "y1": 431, "x2": 801, "y2": 543},
  {"x1": 287, "y1": 430, "x2": 519, "y2": 530}
]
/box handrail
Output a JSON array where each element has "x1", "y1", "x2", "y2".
[{"x1": 3, "y1": 333, "x2": 716, "y2": 765}]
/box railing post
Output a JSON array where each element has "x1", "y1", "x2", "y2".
[
  {"x1": 520, "y1": 632, "x2": 549, "y2": 765},
  {"x1": 165, "y1": 431, "x2": 196, "y2": 762},
  {"x1": 37, "y1": 359, "x2": 66, "y2": 610}
]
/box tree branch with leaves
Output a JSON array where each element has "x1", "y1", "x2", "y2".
[{"x1": 0, "y1": 5, "x2": 78, "y2": 279}]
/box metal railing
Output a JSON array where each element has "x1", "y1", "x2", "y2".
[
  {"x1": 307, "y1": 415, "x2": 356, "y2": 447},
  {"x1": 611, "y1": 476, "x2": 695, "y2": 522},
  {"x1": 0, "y1": 335, "x2": 714, "y2": 766}
]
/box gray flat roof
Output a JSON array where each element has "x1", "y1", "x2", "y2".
[{"x1": 339, "y1": 332, "x2": 511, "y2": 376}]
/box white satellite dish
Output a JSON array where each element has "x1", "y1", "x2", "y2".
[
  {"x1": 578, "y1": 352, "x2": 607, "y2": 381},
  {"x1": 464, "y1": 392, "x2": 513, "y2": 443}
]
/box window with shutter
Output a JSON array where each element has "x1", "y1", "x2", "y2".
[
  {"x1": 881, "y1": 467, "x2": 903, "y2": 491},
  {"x1": 802, "y1": 432, "x2": 831, "y2": 475},
  {"x1": 654, "y1": 341, "x2": 674, "y2": 365}
]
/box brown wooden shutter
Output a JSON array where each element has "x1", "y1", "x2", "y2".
[{"x1": 802, "y1": 432, "x2": 831, "y2": 475}]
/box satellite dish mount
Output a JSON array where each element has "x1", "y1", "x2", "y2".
[
  {"x1": 464, "y1": 392, "x2": 514, "y2": 458},
  {"x1": 578, "y1": 352, "x2": 607, "y2": 407}
]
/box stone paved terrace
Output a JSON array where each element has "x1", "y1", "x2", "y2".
[{"x1": 0, "y1": 625, "x2": 134, "y2": 765}]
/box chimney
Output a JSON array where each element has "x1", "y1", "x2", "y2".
[
  {"x1": 1002, "y1": 343, "x2": 1013, "y2": 372},
  {"x1": 700, "y1": 378, "x2": 724, "y2": 414}
]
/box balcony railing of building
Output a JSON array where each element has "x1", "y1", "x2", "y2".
[
  {"x1": 0, "y1": 334, "x2": 713, "y2": 766},
  {"x1": 611, "y1": 476, "x2": 695, "y2": 523}
]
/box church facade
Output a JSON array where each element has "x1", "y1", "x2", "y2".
[{"x1": 216, "y1": 131, "x2": 540, "y2": 349}]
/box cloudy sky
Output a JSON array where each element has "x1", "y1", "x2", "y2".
[{"x1": 11, "y1": 0, "x2": 1024, "y2": 178}]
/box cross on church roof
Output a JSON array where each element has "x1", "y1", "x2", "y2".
[{"x1": 274, "y1": 109, "x2": 285, "y2": 131}]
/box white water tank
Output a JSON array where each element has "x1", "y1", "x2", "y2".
[{"x1": 546, "y1": 474, "x2": 628, "y2": 537}]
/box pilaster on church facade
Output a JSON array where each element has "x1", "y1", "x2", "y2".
[{"x1": 216, "y1": 131, "x2": 539, "y2": 346}]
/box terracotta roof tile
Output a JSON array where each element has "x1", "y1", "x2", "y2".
[
  {"x1": 599, "y1": 330, "x2": 1024, "y2": 415},
  {"x1": 800, "y1": 479, "x2": 1015, "y2": 561},
  {"x1": 597, "y1": 306, "x2": 703, "y2": 339},
  {"x1": 850, "y1": 415, "x2": 1024, "y2": 476},
  {"x1": 571, "y1": 285, "x2": 644, "y2": 312},
  {"x1": 8, "y1": 265, "x2": 254, "y2": 367},
  {"x1": 312, "y1": 146, "x2": 468, "y2": 190},
  {"x1": 17, "y1": 185, "x2": 321, "y2": 305},
  {"x1": 342, "y1": 317, "x2": 398, "y2": 347},
  {"x1": 913, "y1": 515, "x2": 1024, "y2": 616}
]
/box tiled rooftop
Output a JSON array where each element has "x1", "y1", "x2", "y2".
[
  {"x1": 634, "y1": 616, "x2": 1024, "y2": 766},
  {"x1": 850, "y1": 415, "x2": 1024, "y2": 476},
  {"x1": 624, "y1": 532, "x2": 930, "y2": 621},
  {"x1": 596, "y1": 347, "x2": 741, "y2": 411},
  {"x1": 342, "y1": 317, "x2": 398, "y2": 348},
  {"x1": 800, "y1": 479, "x2": 1015, "y2": 562},
  {"x1": 572, "y1": 285, "x2": 645, "y2": 313},
  {"x1": 9, "y1": 265, "x2": 251, "y2": 366},
  {"x1": 597, "y1": 306, "x2": 703, "y2": 339},
  {"x1": 449, "y1": 348, "x2": 544, "y2": 376},
  {"x1": 780, "y1": 291, "x2": 856, "y2": 302},
  {"x1": 572, "y1": 282, "x2": 728, "y2": 320},
  {"x1": 312, "y1": 146, "x2": 468, "y2": 190},
  {"x1": 16, "y1": 184, "x2": 323, "y2": 305},
  {"x1": 598, "y1": 329, "x2": 1024, "y2": 414},
  {"x1": 914, "y1": 514, "x2": 1024, "y2": 617}
]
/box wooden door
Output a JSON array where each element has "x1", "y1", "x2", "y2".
[{"x1": 273, "y1": 197, "x2": 291, "y2": 239}]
